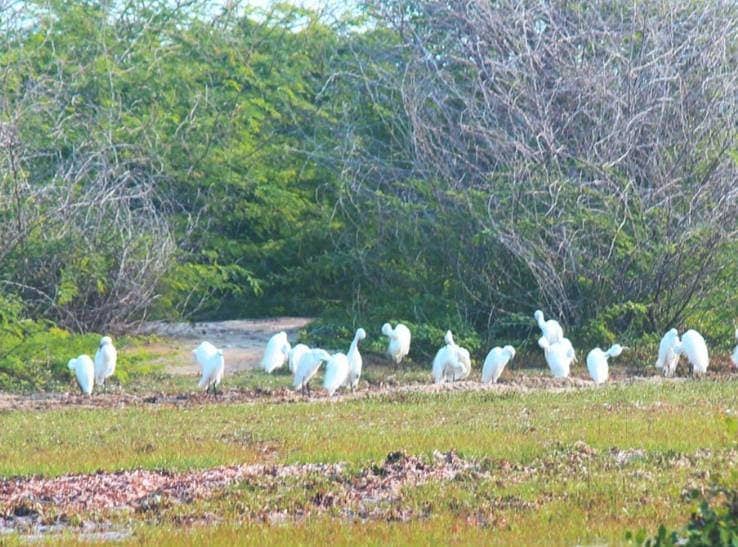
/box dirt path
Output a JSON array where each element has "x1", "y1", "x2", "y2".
[
  {"x1": 135, "y1": 317, "x2": 314, "y2": 375},
  {"x1": 0, "y1": 373, "x2": 704, "y2": 413}
]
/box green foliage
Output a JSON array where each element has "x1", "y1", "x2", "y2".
[
  {"x1": 0, "y1": 292, "x2": 160, "y2": 392},
  {"x1": 579, "y1": 301, "x2": 651, "y2": 346},
  {"x1": 0, "y1": 0, "x2": 735, "y2": 353},
  {"x1": 628, "y1": 490, "x2": 738, "y2": 546}
]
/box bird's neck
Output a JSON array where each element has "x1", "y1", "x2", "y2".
[{"x1": 349, "y1": 337, "x2": 360, "y2": 355}]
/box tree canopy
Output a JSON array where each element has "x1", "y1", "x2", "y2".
[{"x1": 0, "y1": 0, "x2": 735, "y2": 350}]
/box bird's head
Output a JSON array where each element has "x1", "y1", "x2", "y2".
[
  {"x1": 444, "y1": 330, "x2": 454, "y2": 345},
  {"x1": 666, "y1": 328, "x2": 679, "y2": 339},
  {"x1": 504, "y1": 345, "x2": 516, "y2": 358},
  {"x1": 607, "y1": 344, "x2": 626, "y2": 358},
  {"x1": 381, "y1": 323, "x2": 392, "y2": 336},
  {"x1": 67, "y1": 358, "x2": 77, "y2": 370},
  {"x1": 356, "y1": 328, "x2": 366, "y2": 341},
  {"x1": 533, "y1": 310, "x2": 544, "y2": 321}
]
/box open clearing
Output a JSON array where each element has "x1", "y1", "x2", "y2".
[
  {"x1": 134, "y1": 317, "x2": 313, "y2": 375},
  {"x1": 1, "y1": 320, "x2": 737, "y2": 544}
]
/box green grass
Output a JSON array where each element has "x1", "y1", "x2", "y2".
[
  {"x1": 1, "y1": 378, "x2": 736, "y2": 544},
  {"x1": 1, "y1": 379, "x2": 736, "y2": 476}
]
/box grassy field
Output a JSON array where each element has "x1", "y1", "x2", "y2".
[{"x1": 1, "y1": 369, "x2": 737, "y2": 544}]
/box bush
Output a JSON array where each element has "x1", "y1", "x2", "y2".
[
  {"x1": 0, "y1": 295, "x2": 160, "y2": 392},
  {"x1": 627, "y1": 490, "x2": 738, "y2": 546}
]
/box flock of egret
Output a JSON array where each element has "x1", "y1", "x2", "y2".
[
  {"x1": 67, "y1": 313, "x2": 738, "y2": 397},
  {"x1": 249, "y1": 310, "x2": 733, "y2": 396}
]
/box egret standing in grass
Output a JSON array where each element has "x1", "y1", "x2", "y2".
[
  {"x1": 586, "y1": 344, "x2": 626, "y2": 385},
  {"x1": 324, "y1": 353, "x2": 350, "y2": 396},
  {"x1": 381, "y1": 322, "x2": 411, "y2": 365},
  {"x1": 193, "y1": 341, "x2": 225, "y2": 394},
  {"x1": 656, "y1": 328, "x2": 681, "y2": 377},
  {"x1": 94, "y1": 336, "x2": 117, "y2": 391},
  {"x1": 676, "y1": 329, "x2": 709, "y2": 377},
  {"x1": 346, "y1": 328, "x2": 366, "y2": 391},
  {"x1": 732, "y1": 329, "x2": 738, "y2": 368},
  {"x1": 534, "y1": 310, "x2": 564, "y2": 344},
  {"x1": 68, "y1": 355, "x2": 94, "y2": 396},
  {"x1": 481, "y1": 345, "x2": 516, "y2": 384},
  {"x1": 293, "y1": 348, "x2": 331, "y2": 396},
  {"x1": 261, "y1": 331, "x2": 291, "y2": 373},
  {"x1": 538, "y1": 336, "x2": 576, "y2": 378},
  {"x1": 432, "y1": 330, "x2": 471, "y2": 384},
  {"x1": 288, "y1": 343, "x2": 310, "y2": 374}
]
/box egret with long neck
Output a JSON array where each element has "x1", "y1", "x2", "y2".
[
  {"x1": 346, "y1": 328, "x2": 366, "y2": 391},
  {"x1": 586, "y1": 344, "x2": 626, "y2": 385}
]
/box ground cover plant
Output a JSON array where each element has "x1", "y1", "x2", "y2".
[{"x1": 1, "y1": 374, "x2": 737, "y2": 543}]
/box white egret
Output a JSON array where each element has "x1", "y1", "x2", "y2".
[
  {"x1": 193, "y1": 341, "x2": 225, "y2": 394},
  {"x1": 94, "y1": 336, "x2": 117, "y2": 390},
  {"x1": 656, "y1": 329, "x2": 681, "y2": 377},
  {"x1": 732, "y1": 329, "x2": 738, "y2": 368},
  {"x1": 586, "y1": 344, "x2": 625, "y2": 385},
  {"x1": 534, "y1": 310, "x2": 564, "y2": 344},
  {"x1": 346, "y1": 328, "x2": 366, "y2": 390},
  {"x1": 538, "y1": 336, "x2": 576, "y2": 378},
  {"x1": 68, "y1": 355, "x2": 94, "y2": 396},
  {"x1": 481, "y1": 345, "x2": 516, "y2": 384},
  {"x1": 676, "y1": 329, "x2": 709, "y2": 377},
  {"x1": 381, "y1": 322, "x2": 411, "y2": 364},
  {"x1": 432, "y1": 330, "x2": 471, "y2": 384},
  {"x1": 261, "y1": 331, "x2": 291, "y2": 373},
  {"x1": 324, "y1": 352, "x2": 350, "y2": 396},
  {"x1": 293, "y1": 348, "x2": 331, "y2": 395},
  {"x1": 288, "y1": 343, "x2": 310, "y2": 374}
]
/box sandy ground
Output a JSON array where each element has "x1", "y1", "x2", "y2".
[{"x1": 134, "y1": 317, "x2": 314, "y2": 375}]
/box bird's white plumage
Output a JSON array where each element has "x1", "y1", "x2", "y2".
[
  {"x1": 677, "y1": 329, "x2": 709, "y2": 376},
  {"x1": 193, "y1": 341, "x2": 225, "y2": 391},
  {"x1": 381, "y1": 322, "x2": 411, "y2": 364},
  {"x1": 482, "y1": 345, "x2": 515, "y2": 384},
  {"x1": 559, "y1": 337, "x2": 577, "y2": 363},
  {"x1": 261, "y1": 331, "x2": 291, "y2": 373},
  {"x1": 346, "y1": 328, "x2": 366, "y2": 390},
  {"x1": 324, "y1": 352, "x2": 350, "y2": 396},
  {"x1": 539, "y1": 336, "x2": 575, "y2": 378},
  {"x1": 432, "y1": 330, "x2": 471, "y2": 384},
  {"x1": 732, "y1": 329, "x2": 738, "y2": 368},
  {"x1": 293, "y1": 348, "x2": 330, "y2": 392},
  {"x1": 68, "y1": 355, "x2": 94, "y2": 395},
  {"x1": 94, "y1": 336, "x2": 117, "y2": 387},
  {"x1": 656, "y1": 328, "x2": 681, "y2": 377},
  {"x1": 586, "y1": 344, "x2": 625, "y2": 385},
  {"x1": 288, "y1": 343, "x2": 310, "y2": 374},
  {"x1": 534, "y1": 310, "x2": 564, "y2": 344}
]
